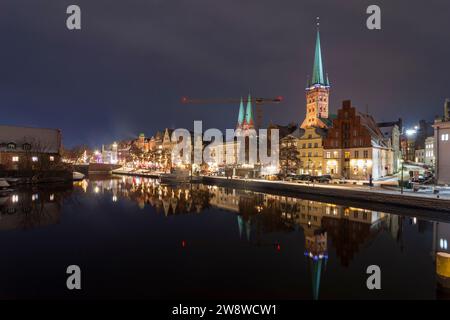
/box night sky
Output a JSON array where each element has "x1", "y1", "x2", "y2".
[{"x1": 1, "y1": 0, "x2": 449, "y2": 147}]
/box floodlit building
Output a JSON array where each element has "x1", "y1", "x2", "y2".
[{"x1": 323, "y1": 100, "x2": 393, "y2": 180}]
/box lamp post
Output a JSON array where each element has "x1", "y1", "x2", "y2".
[{"x1": 400, "y1": 159, "x2": 404, "y2": 194}]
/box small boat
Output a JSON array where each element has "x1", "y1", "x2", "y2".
[
  {"x1": 0, "y1": 178, "x2": 13, "y2": 196},
  {"x1": 0, "y1": 178, "x2": 10, "y2": 189},
  {"x1": 73, "y1": 171, "x2": 85, "y2": 181}
]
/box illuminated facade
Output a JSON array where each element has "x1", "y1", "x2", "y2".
[{"x1": 323, "y1": 100, "x2": 393, "y2": 180}]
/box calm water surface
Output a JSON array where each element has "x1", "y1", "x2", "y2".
[{"x1": 0, "y1": 175, "x2": 449, "y2": 299}]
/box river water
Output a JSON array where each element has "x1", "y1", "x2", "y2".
[{"x1": 0, "y1": 175, "x2": 449, "y2": 299}]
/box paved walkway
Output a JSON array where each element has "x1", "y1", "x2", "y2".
[{"x1": 207, "y1": 176, "x2": 450, "y2": 200}]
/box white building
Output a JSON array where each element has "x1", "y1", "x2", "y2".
[
  {"x1": 415, "y1": 149, "x2": 425, "y2": 164},
  {"x1": 424, "y1": 136, "x2": 435, "y2": 168},
  {"x1": 102, "y1": 142, "x2": 118, "y2": 164}
]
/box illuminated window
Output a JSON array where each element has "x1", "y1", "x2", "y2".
[
  {"x1": 440, "y1": 238, "x2": 448, "y2": 250},
  {"x1": 344, "y1": 152, "x2": 350, "y2": 159},
  {"x1": 326, "y1": 152, "x2": 331, "y2": 158},
  {"x1": 442, "y1": 134, "x2": 449, "y2": 141},
  {"x1": 49, "y1": 156, "x2": 55, "y2": 161},
  {"x1": 32, "y1": 156, "x2": 38, "y2": 162},
  {"x1": 12, "y1": 156, "x2": 19, "y2": 162}
]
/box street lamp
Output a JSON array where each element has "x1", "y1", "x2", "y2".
[{"x1": 400, "y1": 159, "x2": 404, "y2": 194}]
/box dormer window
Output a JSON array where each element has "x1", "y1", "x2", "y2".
[
  {"x1": 22, "y1": 143, "x2": 32, "y2": 151},
  {"x1": 7, "y1": 142, "x2": 16, "y2": 150}
]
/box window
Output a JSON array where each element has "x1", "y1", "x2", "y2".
[
  {"x1": 12, "y1": 156, "x2": 19, "y2": 162},
  {"x1": 49, "y1": 156, "x2": 55, "y2": 162},
  {"x1": 364, "y1": 150, "x2": 369, "y2": 158},
  {"x1": 302, "y1": 143, "x2": 306, "y2": 148},
  {"x1": 7, "y1": 143, "x2": 16, "y2": 150},
  {"x1": 32, "y1": 156, "x2": 38, "y2": 162},
  {"x1": 354, "y1": 151, "x2": 359, "y2": 158},
  {"x1": 442, "y1": 134, "x2": 449, "y2": 141},
  {"x1": 308, "y1": 143, "x2": 312, "y2": 148},
  {"x1": 22, "y1": 143, "x2": 32, "y2": 151},
  {"x1": 440, "y1": 238, "x2": 448, "y2": 250},
  {"x1": 326, "y1": 152, "x2": 331, "y2": 159},
  {"x1": 345, "y1": 152, "x2": 350, "y2": 159},
  {"x1": 314, "y1": 143, "x2": 318, "y2": 148}
]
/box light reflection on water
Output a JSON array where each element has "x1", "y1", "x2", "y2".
[{"x1": 0, "y1": 175, "x2": 449, "y2": 299}]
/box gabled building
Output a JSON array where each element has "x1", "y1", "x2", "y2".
[{"x1": 323, "y1": 100, "x2": 393, "y2": 180}]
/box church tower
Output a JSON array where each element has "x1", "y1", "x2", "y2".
[
  {"x1": 301, "y1": 18, "x2": 330, "y2": 129},
  {"x1": 243, "y1": 93, "x2": 254, "y2": 130},
  {"x1": 237, "y1": 97, "x2": 245, "y2": 129}
]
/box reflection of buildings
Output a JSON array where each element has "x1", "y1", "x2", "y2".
[
  {"x1": 86, "y1": 176, "x2": 213, "y2": 215},
  {"x1": 0, "y1": 189, "x2": 67, "y2": 231},
  {"x1": 81, "y1": 176, "x2": 397, "y2": 299}
]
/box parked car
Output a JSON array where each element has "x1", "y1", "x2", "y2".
[{"x1": 316, "y1": 175, "x2": 332, "y2": 183}]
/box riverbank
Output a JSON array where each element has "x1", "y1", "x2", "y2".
[
  {"x1": 112, "y1": 169, "x2": 161, "y2": 178},
  {"x1": 202, "y1": 176, "x2": 450, "y2": 215},
  {"x1": 110, "y1": 170, "x2": 450, "y2": 217}
]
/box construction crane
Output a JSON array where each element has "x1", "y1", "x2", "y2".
[{"x1": 180, "y1": 96, "x2": 283, "y2": 129}]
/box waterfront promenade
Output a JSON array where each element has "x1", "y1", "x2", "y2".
[{"x1": 111, "y1": 168, "x2": 450, "y2": 218}]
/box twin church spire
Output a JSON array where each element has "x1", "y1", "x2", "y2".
[{"x1": 237, "y1": 93, "x2": 254, "y2": 130}]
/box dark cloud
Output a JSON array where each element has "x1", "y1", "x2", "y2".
[{"x1": 0, "y1": 0, "x2": 449, "y2": 147}]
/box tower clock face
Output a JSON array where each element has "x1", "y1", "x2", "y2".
[{"x1": 1, "y1": 0, "x2": 450, "y2": 305}]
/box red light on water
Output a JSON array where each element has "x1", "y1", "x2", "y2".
[
  {"x1": 276, "y1": 243, "x2": 281, "y2": 251},
  {"x1": 276, "y1": 96, "x2": 284, "y2": 102},
  {"x1": 181, "y1": 96, "x2": 188, "y2": 103},
  {"x1": 181, "y1": 240, "x2": 187, "y2": 248}
]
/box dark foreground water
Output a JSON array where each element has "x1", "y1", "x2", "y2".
[{"x1": 0, "y1": 175, "x2": 449, "y2": 300}]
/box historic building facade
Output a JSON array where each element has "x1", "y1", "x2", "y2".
[
  {"x1": 323, "y1": 100, "x2": 393, "y2": 180},
  {"x1": 0, "y1": 125, "x2": 62, "y2": 171}
]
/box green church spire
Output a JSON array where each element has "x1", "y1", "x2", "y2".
[
  {"x1": 237, "y1": 97, "x2": 245, "y2": 127},
  {"x1": 311, "y1": 18, "x2": 326, "y2": 86},
  {"x1": 245, "y1": 93, "x2": 254, "y2": 126}
]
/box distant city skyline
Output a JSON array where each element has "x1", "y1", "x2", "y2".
[{"x1": 1, "y1": 0, "x2": 449, "y2": 147}]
